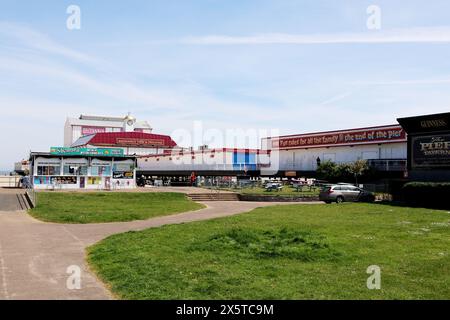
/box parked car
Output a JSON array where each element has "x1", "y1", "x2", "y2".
[
  {"x1": 319, "y1": 184, "x2": 375, "y2": 203},
  {"x1": 265, "y1": 182, "x2": 283, "y2": 192}
]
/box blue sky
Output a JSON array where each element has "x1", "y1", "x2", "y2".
[{"x1": 1, "y1": 0, "x2": 450, "y2": 170}]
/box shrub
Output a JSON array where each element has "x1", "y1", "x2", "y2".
[
  {"x1": 316, "y1": 160, "x2": 339, "y2": 182},
  {"x1": 316, "y1": 160, "x2": 369, "y2": 183},
  {"x1": 401, "y1": 182, "x2": 450, "y2": 209}
]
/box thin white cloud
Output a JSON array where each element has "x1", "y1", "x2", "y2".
[
  {"x1": 0, "y1": 56, "x2": 183, "y2": 108},
  {"x1": 0, "y1": 22, "x2": 273, "y2": 121},
  {"x1": 0, "y1": 21, "x2": 96, "y2": 63},
  {"x1": 351, "y1": 78, "x2": 450, "y2": 86},
  {"x1": 182, "y1": 27, "x2": 450, "y2": 45},
  {"x1": 320, "y1": 91, "x2": 353, "y2": 106},
  {"x1": 0, "y1": 56, "x2": 279, "y2": 122}
]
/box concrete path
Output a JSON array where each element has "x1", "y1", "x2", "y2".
[
  {"x1": 0, "y1": 189, "x2": 321, "y2": 300},
  {"x1": 0, "y1": 188, "x2": 24, "y2": 211}
]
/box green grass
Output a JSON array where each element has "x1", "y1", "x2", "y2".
[
  {"x1": 87, "y1": 203, "x2": 450, "y2": 299},
  {"x1": 29, "y1": 192, "x2": 205, "y2": 224}
]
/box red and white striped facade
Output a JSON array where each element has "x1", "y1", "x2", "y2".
[{"x1": 138, "y1": 148, "x2": 270, "y2": 172}]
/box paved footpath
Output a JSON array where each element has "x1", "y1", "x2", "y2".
[
  {"x1": 0, "y1": 188, "x2": 24, "y2": 211},
  {"x1": 0, "y1": 189, "x2": 321, "y2": 300}
]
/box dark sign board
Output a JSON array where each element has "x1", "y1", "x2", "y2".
[
  {"x1": 116, "y1": 138, "x2": 165, "y2": 146},
  {"x1": 397, "y1": 112, "x2": 450, "y2": 134},
  {"x1": 113, "y1": 171, "x2": 134, "y2": 179},
  {"x1": 411, "y1": 134, "x2": 450, "y2": 168}
]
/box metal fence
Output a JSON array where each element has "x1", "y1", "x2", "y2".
[
  {"x1": 367, "y1": 159, "x2": 406, "y2": 172},
  {"x1": 361, "y1": 183, "x2": 391, "y2": 194}
]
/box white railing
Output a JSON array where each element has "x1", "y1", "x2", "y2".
[{"x1": 0, "y1": 176, "x2": 21, "y2": 188}]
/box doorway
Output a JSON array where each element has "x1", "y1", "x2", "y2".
[{"x1": 79, "y1": 177, "x2": 85, "y2": 189}]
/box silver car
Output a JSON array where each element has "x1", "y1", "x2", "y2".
[{"x1": 319, "y1": 184, "x2": 375, "y2": 203}]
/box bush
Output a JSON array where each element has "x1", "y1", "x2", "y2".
[
  {"x1": 316, "y1": 160, "x2": 370, "y2": 183},
  {"x1": 316, "y1": 160, "x2": 339, "y2": 182},
  {"x1": 401, "y1": 182, "x2": 450, "y2": 209}
]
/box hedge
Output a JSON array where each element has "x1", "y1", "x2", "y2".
[{"x1": 401, "y1": 182, "x2": 450, "y2": 209}]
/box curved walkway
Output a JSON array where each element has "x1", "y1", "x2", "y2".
[{"x1": 0, "y1": 190, "x2": 321, "y2": 300}]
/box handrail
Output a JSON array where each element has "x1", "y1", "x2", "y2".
[{"x1": 25, "y1": 186, "x2": 36, "y2": 208}]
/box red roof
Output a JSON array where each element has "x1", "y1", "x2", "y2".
[{"x1": 72, "y1": 132, "x2": 177, "y2": 148}]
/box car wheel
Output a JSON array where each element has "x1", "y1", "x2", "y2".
[
  {"x1": 325, "y1": 201, "x2": 331, "y2": 204},
  {"x1": 336, "y1": 196, "x2": 344, "y2": 204}
]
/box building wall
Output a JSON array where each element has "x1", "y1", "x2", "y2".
[
  {"x1": 68, "y1": 126, "x2": 124, "y2": 146},
  {"x1": 32, "y1": 156, "x2": 136, "y2": 190},
  {"x1": 64, "y1": 118, "x2": 152, "y2": 146},
  {"x1": 0, "y1": 176, "x2": 21, "y2": 188},
  {"x1": 272, "y1": 142, "x2": 406, "y2": 171},
  {"x1": 138, "y1": 150, "x2": 269, "y2": 172},
  {"x1": 71, "y1": 125, "x2": 83, "y2": 145},
  {"x1": 64, "y1": 119, "x2": 72, "y2": 147}
]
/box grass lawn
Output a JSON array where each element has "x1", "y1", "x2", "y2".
[
  {"x1": 88, "y1": 203, "x2": 450, "y2": 299},
  {"x1": 29, "y1": 192, "x2": 205, "y2": 224}
]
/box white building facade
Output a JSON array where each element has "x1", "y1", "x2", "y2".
[
  {"x1": 262, "y1": 125, "x2": 407, "y2": 174},
  {"x1": 64, "y1": 114, "x2": 152, "y2": 146},
  {"x1": 138, "y1": 148, "x2": 271, "y2": 174}
]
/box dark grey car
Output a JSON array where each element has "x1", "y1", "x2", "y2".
[{"x1": 319, "y1": 185, "x2": 375, "y2": 203}]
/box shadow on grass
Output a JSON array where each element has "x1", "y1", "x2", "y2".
[{"x1": 373, "y1": 200, "x2": 450, "y2": 211}]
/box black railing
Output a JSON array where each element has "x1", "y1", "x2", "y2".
[{"x1": 367, "y1": 159, "x2": 406, "y2": 172}]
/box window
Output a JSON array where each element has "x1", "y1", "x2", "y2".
[
  {"x1": 91, "y1": 166, "x2": 111, "y2": 176},
  {"x1": 37, "y1": 166, "x2": 60, "y2": 176},
  {"x1": 113, "y1": 163, "x2": 133, "y2": 171},
  {"x1": 79, "y1": 166, "x2": 88, "y2": 175},
  {"x1": 63, "y1": 165, "x2": 88, "y2": 176},
  {"x1": 63, "y1": 166, "x2": 75, "y2": 175}
]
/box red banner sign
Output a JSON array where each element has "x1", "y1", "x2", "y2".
[
  {"x1": 116, "y1": 138, "x2": 165, "y2": 146},
  {"x1": 274, "y1": 126, "x2": 406, "y2": 149}
]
